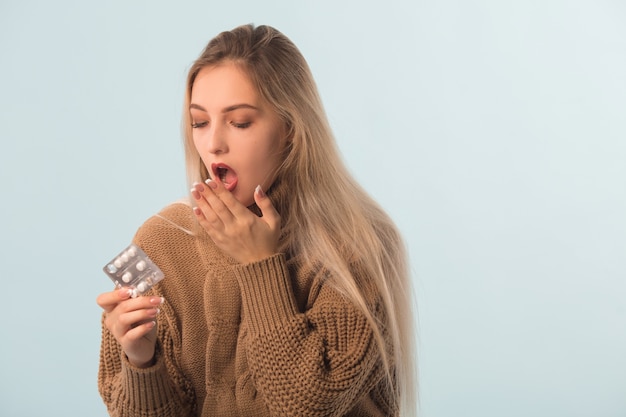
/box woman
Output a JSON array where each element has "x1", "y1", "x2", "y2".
[{"x1": 97, "y1": 24, "x2": 416, "y2": 416}]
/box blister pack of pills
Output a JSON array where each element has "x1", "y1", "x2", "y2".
[{"x1": 103, "y1": 243, "x2": 164, "y2": 298}]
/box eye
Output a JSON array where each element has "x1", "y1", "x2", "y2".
[
  {"x1": 232, "y1": 121, "x2": 251, "y2": 129},
  {"x1": 191, "y1": 121, "x2": 208, "y2": 129}
]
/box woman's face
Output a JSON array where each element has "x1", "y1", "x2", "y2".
[{"x1": 190, "y1": 62, "x2": 288, "y2": 207}]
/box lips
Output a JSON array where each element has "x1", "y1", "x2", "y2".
[{"x1": 211, "y1": 163, "x2": 238, "y2": 191}]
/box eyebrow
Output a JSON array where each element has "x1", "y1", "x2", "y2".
[{"x1": 189, "y1": 103, "x2": 259, "y2": 113}]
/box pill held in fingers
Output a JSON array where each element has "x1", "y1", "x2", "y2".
[{"x1": 102, "y1": 243, "x2": 165, "y2": 298}]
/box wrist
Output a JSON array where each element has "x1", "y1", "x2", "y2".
[{"x1": 127, "y1": 353, "x2": 156, "y2": 369}]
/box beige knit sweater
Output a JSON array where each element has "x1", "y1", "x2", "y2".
[{"x1": 98, "y1": 202, "x2": 394, "y2": 416}]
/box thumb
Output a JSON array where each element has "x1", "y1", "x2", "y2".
[{"x1": 254, "y1": 185, "x2": 281, "y2": 229}]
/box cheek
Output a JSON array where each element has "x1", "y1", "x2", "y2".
[
  {"x1": 257, "y1": 142, "x2": 283, "y2": 171},
  {"x1": 266, "y1": 128, "x2": 289, "y2": 157}
]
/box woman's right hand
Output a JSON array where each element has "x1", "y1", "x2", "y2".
[{"x1": 96, "y1": 288, "x2": 164, "y2": 368}]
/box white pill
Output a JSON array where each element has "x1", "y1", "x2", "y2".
[
  {"x1": 122, "y1": 272, "x2": 132, "y2": 283},
  {"x1": 136, "y1": 260, "x2": 146, "y2": 271},
  {"x1": 121, "y1": 254, "x2": 129, "y2": 263},
  {"x1": 136, "y1": 282, "x2": 147, "y2": 292},
  {"x1": 113, "y1": 259, "x2": 123, "y2": 268},
  {"x1": 127, "y1": 246, "x2": 137, "y2": 257}
]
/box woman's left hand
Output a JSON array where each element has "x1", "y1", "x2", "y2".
[{"x1": 190, "y1": 179, "x2": 281, "y2": 264}]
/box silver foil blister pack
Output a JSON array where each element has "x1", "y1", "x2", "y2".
[{"x1": 103, "y1": 244, "x2": 164, "y2": 297}]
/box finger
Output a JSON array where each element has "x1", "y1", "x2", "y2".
[
  {"x1": 254, "y1": 185, "x2": 281, "y2": 229},
  {"x1": 205, "y1": 178, "x2": 250, "y2": 218},
  {"x1": 116, "y1": 295, "x2": 165, "y2": 315},
  {"x1": 206, "y1": 178, "x2": 247, "y2": 219},
  {"x1": 106, "y1": 296, "x2": 163, "y2": 335},
  {"x1": 123, "y1": 320, "x2": 157, "y2": 342},
  {"x1": 97, "y1": 288, "x2": 132, "y2": 313},
  {"x1": 117, "y1": 307, "x2": 160, "y2": 330},
  {"x1": 191, "y1": 182, "x2": 230, "y2": 226}
]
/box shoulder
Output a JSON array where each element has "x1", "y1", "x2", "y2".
[{"x1": 132, "y1": 199, "x2": 197, "y2": 249}]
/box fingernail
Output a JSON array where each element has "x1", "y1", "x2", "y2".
[
  {"x1": 150, "y1": 296, "x2": 165, "y2": 305},
  {"x1": 205, "y1": 179, "x2": 217, "y2": 189},
  {"x1": 192, "y1": 182, "x2": 204, "y2": 191},
  {"x1": 255, "y1": 185, "x2": 265, "y2": 198},
  {"x1": 119, "y1": 288, "x2": 133, "y2": 298}
]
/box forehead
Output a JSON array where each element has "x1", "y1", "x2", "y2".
[{"x1": 191, "y1": 62, "x2": 259, "y2": 106}]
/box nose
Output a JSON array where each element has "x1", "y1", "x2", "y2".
[{"x1": 205, "y1": 123, "x2": 228, "y2": 154}]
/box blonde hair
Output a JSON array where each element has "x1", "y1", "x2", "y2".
[{"x1": 183, "y1": 24, "x2": 417, "y2": 415}]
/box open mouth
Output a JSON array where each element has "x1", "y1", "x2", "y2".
[{"x1": 211, "y1": 163, "x2": 238, "y2": 191}]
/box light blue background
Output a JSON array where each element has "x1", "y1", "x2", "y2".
[{"x1": 1, "y1": 1, "x2": 624, "y2": 416}]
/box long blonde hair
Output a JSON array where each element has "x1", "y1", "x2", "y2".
[{"x1": 183, "y1": 24, "x2": 416, "y2": 415}]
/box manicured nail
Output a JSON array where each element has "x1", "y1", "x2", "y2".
[
  {"x1": 205, "y1": 179, "x2": 217, "y2": 189},
  {"x1": 150, "y1": 296, "x2": 165, "y2": 305},
  {"x1": 119, "y1": 288, "x2": 133, "y2": 298},
  {"x1": 255, "y1": 185, "x2": 265, "y2": 198}
]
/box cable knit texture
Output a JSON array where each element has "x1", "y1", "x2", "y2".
[{"x1": 98, "y1": 202, "x2": 395, "y2": 417}]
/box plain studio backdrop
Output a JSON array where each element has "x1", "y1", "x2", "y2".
[{"x1": 0, "y1": 0, "x2": 624, "y2": 416}]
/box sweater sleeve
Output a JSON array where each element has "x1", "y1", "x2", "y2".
[
  {"x1": 97, "y1": 314, "x2": 196, "y2": 417},
  {"x1": 234, "y1": 254, "x2": 387, "y2": 417},
  {"x1": 97, "y1": 207, "x2": 198, "y2": 417}
]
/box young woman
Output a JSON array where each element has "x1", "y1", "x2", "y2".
[{"x1": 97, "y1": 24, "x2": 416, "y2": 417}]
